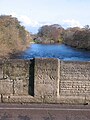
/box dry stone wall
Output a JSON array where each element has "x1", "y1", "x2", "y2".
[{"x1": 0, "y1": 58, "x2": 90, "y2": 104}]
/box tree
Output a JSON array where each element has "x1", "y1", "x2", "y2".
[
  {"x1": 63, "y1": 26, "x2": 90, "y2": 50},
  {"x1": 84, "y1": 25, "x2": 89, "y2": 30},
  {"x1": 37, "y1": 24, "x2": 64, "y2": 43},
  {"x1": 0, "y1": 15, "x2": 32, "y2": 58}
]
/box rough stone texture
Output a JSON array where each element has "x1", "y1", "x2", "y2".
[
  {"x1": 59, "y1": 61, "x2": 90, "y2": 104},
  {"x1": 14, "y1": 80, "x2": 23, "y2": 95},
  {"x1": 0, "y1": 79, "x2": 13, "y2": 95},
  {"x1": 0, "y1": 61, "x2": 3, "y2": 79},
  {"x1": 3, "y1": 59, "x2": 29, "y2": 79},
  {"x1": 0, "y1": 58, "x2": 90, "y2": 104},
  {"x1": 2, "y1": 95, "x2": 36, "y2": 103},
  {"x1": 58, "y1": 96, "x2": 85, "y2": 104},
  {"x1": 3, "y1": 59, "x2": 30, "y2": 96},
  {"x1": 34, "y1": 58, "x2": 59, "y2": 103}
]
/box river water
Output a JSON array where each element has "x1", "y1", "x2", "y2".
[{"x1": 16, "y1": 44, "x2": 90, "y2": 61}]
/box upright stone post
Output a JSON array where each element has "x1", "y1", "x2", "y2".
[{"x1": 34, "y1": 58, "x2": 60, "y2": 103}]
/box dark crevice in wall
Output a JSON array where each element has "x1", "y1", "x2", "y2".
[{"x1": 28, "y1": 59, "x2": 35, "y2": 96}]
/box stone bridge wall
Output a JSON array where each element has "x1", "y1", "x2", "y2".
[{"x1": 0, "y1": 58, "x2": 90, "y2": 104}]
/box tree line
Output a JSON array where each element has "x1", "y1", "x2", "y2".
[{"x1": 34, "y1": 24, "x2": 90, "y2": 50}]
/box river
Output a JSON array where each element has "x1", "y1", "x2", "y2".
[{"x1": 16, "y1": 44, "x2": 90, "y2": 61}]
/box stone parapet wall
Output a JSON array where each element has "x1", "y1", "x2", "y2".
[
  {"x1": 0, "y1": 58, "x2": 90, "y2": 104},
  {"x1": 0, "y1": 59, "x2": 30, "y2": 96},
  {"x1": 59, "y1": 61, "x2": 90, "y2": 104}
]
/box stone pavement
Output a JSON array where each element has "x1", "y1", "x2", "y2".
[{"x1": 0, "y1": 104, "x2": 90, "y2": 120}]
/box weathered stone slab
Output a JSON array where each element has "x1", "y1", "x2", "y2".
[
  {"x1": 59, "y1": 61, "x2": 90, "y2": 101},
  {"x1": 14, "y1": 80, "x2": 23, "y2": 95},
  {"x1": 58, "y1": 96, "x2": 85, "y2": 104},
  {"x1": 34, "y1": 58, "x2": 59, "y2": 103},
  {"x1": 60, "y1": 61, "x2": 90, "y2": 80},
  {"x1": 3, "y1": 59, "x2": 30, "y2": 80},
  {"x1": 3, "y1": 95, "x2": 38, "y2": 103},
  {"x1": 2, "y1": 59, "x2": 31, "y2": 96},
  {"x1": 0, "y1": 80, "x2": 13, "y2": 95},
  {"x1": 14, "y1": 79, "x2": 29, "y2": 96}
]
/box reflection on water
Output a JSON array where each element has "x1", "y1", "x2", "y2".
[{"x1": 16, "y1": 44, "x2": 90, "y2": 61}]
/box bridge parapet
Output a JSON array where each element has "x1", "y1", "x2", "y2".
[{"x1": 0, "y1": 58, "x2": 89, "y2": 104}]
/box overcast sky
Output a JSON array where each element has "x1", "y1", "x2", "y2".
[{"x1": 0, "y1": 0, "x2": 90, "y2": 33}]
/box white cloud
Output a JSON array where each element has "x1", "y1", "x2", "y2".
[
  {"x1": 19, "y1": 15, "x2": 31, "y2": 25},
  {"x1": 10, "y1": 13, "x2": 40, "y2": 27},
  {"x1": 10, "y1": 12, "x2": 17, "y2": 17},
  {"x1": 10, "y1": 12, "x2": 53, "y2": 27},
  {"x1": 19, "y1": 15, "x2": 40, "y2": 27},
  {"x1": 62, "y1": 19, "x2": 83, "y2": 28}
]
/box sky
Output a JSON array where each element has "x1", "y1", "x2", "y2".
[{"x1": 0, "y1": 0, "x2": 90, "y2": 33}]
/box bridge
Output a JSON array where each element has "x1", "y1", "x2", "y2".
[{"x1": 0, "y1": 58, "x2": 89, "y2": 104}]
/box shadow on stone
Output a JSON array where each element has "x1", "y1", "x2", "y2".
[{"x1": 28, "y1": 59, "x2": 35, "y2": 96}]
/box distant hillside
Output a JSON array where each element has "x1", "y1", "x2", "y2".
[{"x1": 0, "y1": 15, "x2": 32, "y2": 58}]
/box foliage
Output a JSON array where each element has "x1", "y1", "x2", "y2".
[
  {"x1": 0, "y1": 15, "x2": 31, "y2": 58},
  {"x1": 36, "y1": 24, "x2": 64, "y2": 43},
  {"x1": 35, "y1": 24, "x2": 90, "y2": 50},
  {"x1": 63, "y1": 26, "x2": 90, "y2": 50}
]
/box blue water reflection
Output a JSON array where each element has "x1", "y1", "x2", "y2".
[{"x1": 17, "y1": 44, "x2": 90, "y2": 61}]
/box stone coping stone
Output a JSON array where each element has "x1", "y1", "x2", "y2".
[{"x1": 58, "y1": 96, "x2": 86, "y2": 104}]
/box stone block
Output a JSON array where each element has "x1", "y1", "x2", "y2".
[
  {"x1": 60, "y1": 61, "x2": 90, "y2": 81},
  {"x1": 14, "y1": 80, "x2": 23, "y2": 95},
  {"x1": 0, "y1": 80, "x2": 13, "y2": 95},
  {"x1": 2, "y1": 95, "x2": 39, "y2": 103},
  {"x1": 58, "y1": 96, "x2": 85, "y2": 104},
  {"x1": 60, "y1": 61, "x2": 90, "y2": 101},
  {"x1": 34, "y1": 58, "x2": 60, "y2": 102},
  {"x1": 3, "y1": 59, "x2": 30, "y2": 80},
  {"x1": 23, "y1": 79, "x2": 29, "y2": 95}
]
